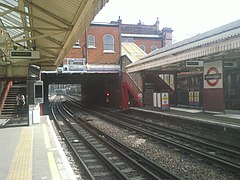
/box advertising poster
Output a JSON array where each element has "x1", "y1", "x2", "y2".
[{"x1": 161, "y1": 92, "x2": 169, "y2": 110}]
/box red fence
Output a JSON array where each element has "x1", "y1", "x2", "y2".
[
  {"x1": 122, "y1": 73, "x2": 143, "y2": 110},
  {"x1": 0, "y1": 81, "x2": 12, "y2": 113}
]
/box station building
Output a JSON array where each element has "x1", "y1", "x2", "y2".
[{"x1": 125, "y1": 20, "x2": 240, "y2": 113}]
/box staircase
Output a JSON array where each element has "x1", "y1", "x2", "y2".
[
  {"x1": 1, "y1": 84, "x2": 27, "y2": 117},
  {"x1": 146, "y1": 74, "x2": 174, "y2": 92},
  {"x1": 122, "y1": 73, "x2": 143, "y2": 110},
  {"x1": 145, "y1": 74, "x2": 176, "y2": 105}
]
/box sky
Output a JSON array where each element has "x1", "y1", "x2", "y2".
[{"x1": 93, "y1": 0, "x2": 240, "y2": 43}]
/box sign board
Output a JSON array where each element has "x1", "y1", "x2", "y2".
[
  {"x1": 224, "y1": 61, "x2": 237, "y2": 68},
  {"x1": 204, "y1": 60, "x2": 223, "y2": 89},
  {"x1": 10, "y1": 50, "x2": 40, "y2": 59},
  {"x1": 186, "y1": 61, "x2": 204, "y2": 67},
  {"x1": 161, "y1": 92, "x2": 169, "y2": 110}
]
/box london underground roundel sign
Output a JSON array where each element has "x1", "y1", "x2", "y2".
[
  {"x1": 205, "y1": 67, "x2": 221, "y2": 87},
  {"x1": 204, "y1": 60, "x2": 223, "y2": 89}
]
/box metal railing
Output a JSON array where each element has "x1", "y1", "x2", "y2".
[{"x1": 0, "y1": 81, "x2": 12, "y2": 113}]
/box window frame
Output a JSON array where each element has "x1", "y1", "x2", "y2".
[
  {"x1": 87, "y1": 34, "x2": 96, "y2": 48},
  {"x1": 103, "y1": 34, "x2": 115, "y2": 53},
  {"x1": 151, "y1": 44, "x2": 158, "y2": 52},
  {"x1": 139, "y1": 45, "x2": 146, "y2": 52}
]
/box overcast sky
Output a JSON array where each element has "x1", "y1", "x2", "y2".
[{"x1": 93, "y1": 0, "x2": 240, "y2": 43}]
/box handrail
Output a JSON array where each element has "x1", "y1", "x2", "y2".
[
  {"x1": 122, "y1": 73, "x2": 143, "y2": 93},
  {"x1": 0, "y1": 81, "x2": 12, "y2": 113},
  {"x1": 124, "y1": 82, "x2": 143, "y2": 107},
  {"x1": 121, "y1": 73, "x2": 144, "y2": 109},
  {"x1": 149, "y1": 74, "x2": 175, "y2": 92},
  {"x1": 128, "y1": 74, "x2": 143, "y2": 93}
]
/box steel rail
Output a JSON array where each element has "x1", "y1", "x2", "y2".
[
  {"x1": 65, "y1": 98, "x2": 240, "y2": 173},
  {"x1": 61, "y1": 102, "x2": 180, "y2": 179}
]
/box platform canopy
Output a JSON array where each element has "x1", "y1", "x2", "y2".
[
  {"x1": 126, "y1": 19, "x2": 240, "y2": 73},
  {"x1": 0, "y1": 0, "x2": 109, "y2": 77}
]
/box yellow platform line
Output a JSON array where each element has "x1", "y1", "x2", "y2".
[
  {"x1": 43, "y1": 123, "x2": 61, "y2": 180},
  {"x1": 7, "y1": 128, "x2": 33, "y2": 180}
]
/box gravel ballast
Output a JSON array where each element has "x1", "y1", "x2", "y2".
[{"x1": 87, "y1": 116, "x2": 238, "y2": 179}]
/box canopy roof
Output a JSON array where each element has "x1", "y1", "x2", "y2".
[
  {"x1": 121, "y1": 42, "x2": 146, "y2": 63},
  {"x1": 0, "y1": 0, "x2": 109, "y2": 71},
  {"x1": 126, "y1": 19, "x2": 240, "y2": 73}
]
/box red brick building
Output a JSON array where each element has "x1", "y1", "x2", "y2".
[
  {"x1": 117, "y1": 17, "x2": 173, "y2": 54},
  {"x1": 63, "y1": 17, "x2": 173, "y2": 70},
  {"x1": 64, "y1": 23, "x2": 121, "y2": 70}
]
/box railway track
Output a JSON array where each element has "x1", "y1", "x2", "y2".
[
  {"x1": 51, "y1": 98, "x2": 179, "y2": 179},
  {"x1": 65, "y1": 95, "x2": 240, "y2": 174}
]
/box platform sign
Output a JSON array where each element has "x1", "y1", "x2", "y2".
[
  {"x1": 161, "y1": 92, "x2": 169, "y2": 110},
  {"x1": 204, "y1": 60, "x2": 223, "y2": 89},
  {"x1": 10, "y1": 50, "x2": 40, "y2": 59}
]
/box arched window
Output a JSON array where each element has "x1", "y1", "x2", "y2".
[
  {"x1": 139, "y1": 45, "x2": 146, "y2": 52},
  {"x1": 151, "y1": 45, "x2": 158, "y2": 52},
  {"x1": 88, "y1": 34, "x2": 95, "y2": 48},
  {"x1": 103, "y1": 34, "x2": 114, "y2": 52}
]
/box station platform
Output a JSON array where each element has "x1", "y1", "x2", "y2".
[
  {"x1": 0, "y1": 116, "x2": 76, "y2": 180},
  {"x1": 130, "y1": 106, "x2": 240, "y2": 129}
]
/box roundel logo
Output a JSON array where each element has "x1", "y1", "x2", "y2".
[{"x1": 205, "y1": 67, "x2": 221, "y2": 87}]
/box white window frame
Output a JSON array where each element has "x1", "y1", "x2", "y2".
[
  {"x1": 139, "y1": 45, "x2": 146, "y2": 52},
  {"x1": 103, "y1": 34, "x2": 115, "y2": 53},
  {"x1": 87, "y1": 34, "x2": 96, "y2": 48},
  {"x1": 151, "y1": 45, "x2": 158, "y2": 52}
]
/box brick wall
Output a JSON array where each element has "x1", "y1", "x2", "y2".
[
  {"x1": 65, "y1": 22, "x2": 172, "y2": 64},
  {"x1": 134, "y1": 38, "x2": 162, "y2": 54},
  {"x1": 87, "y1": 25, "x2": 120, "y2": 64},
  {"x1": 65, "y1": 24, "x2": 121, "y2": 64}
]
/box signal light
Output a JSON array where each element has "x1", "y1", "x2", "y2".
[{"x1": 106, "y1": 93, "x2": 110, "y2": 96}]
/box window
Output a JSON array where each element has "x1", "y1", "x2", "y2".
[
  {"x1": 139, "y1": 45, "x2": 146, "y2": 52},
  {"x1": 73, "y1": 40, "x2": 80, "y2": 48},
  {"x1": 151, "y1": 45, "x2": 158, "y2": 52},
  {"x1": 88, "y1": 34, "x2": 95, "y2": 48},
  {"x1": 103, "y1": 34, "x2": 114, "y2": 52}
]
